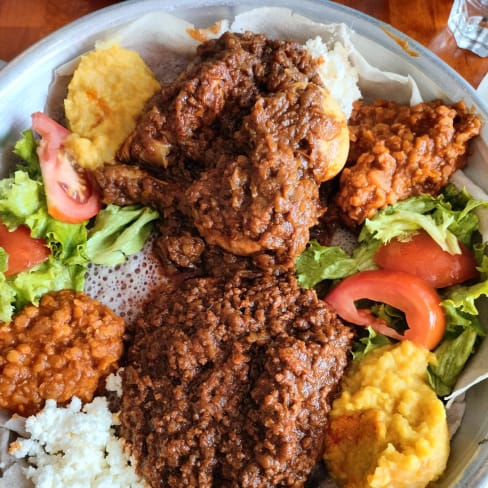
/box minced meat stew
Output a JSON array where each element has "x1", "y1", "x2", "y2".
[{"x1": 121, "y1": 271, "x2": 352, "y2": 488}]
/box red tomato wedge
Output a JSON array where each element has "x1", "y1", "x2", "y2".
[
  {"x1": 374, "y1": 230, "x2": 479, "y2": 288},
  {"x1": 31, "y1": 112, "x2": 101, "y2": 224},
  {"x1": 325, "y1": 269, "x2": 446, "y2": 350},
  {"x1": 0, "y1": 222, "x2": 50, "y2": 276}
]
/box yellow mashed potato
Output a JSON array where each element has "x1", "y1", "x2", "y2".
[
  {"x1": 64, "y1": 44, "x2": 160, "y2": 169},
  {"x1": 324, "y1": 340, "x2": 449, "y2": 488}
]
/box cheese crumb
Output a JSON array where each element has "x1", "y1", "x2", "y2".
[
  {"x1": 305, "y1": 36, "x2": 361, "y2": 119},
  {"x1": 105, "y1": 369, "x2": 124, "y2": 398},
  {"x1": 9, "y1": 397, "x2": 147, "y2": 488}
]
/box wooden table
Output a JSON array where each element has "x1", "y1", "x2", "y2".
[{"x1": 0, "y1": 0, "x2": 486, "y2": 88}]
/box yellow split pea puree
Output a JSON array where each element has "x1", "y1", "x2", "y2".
[
  {"x1": 64, "y1": 44, "x2": 160, "y2": 169},
  {"x1": 324, "y1": 340, "x2": 449, "y2": 488}
]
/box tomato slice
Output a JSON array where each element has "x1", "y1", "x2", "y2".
[
  {"x1": 31, "y1": 112, "x2": 101, "y2": 224},
  {"x1": 374, "y1": 230, "x2": 479, "y2": 288},
  {"x1": 0, "y1": 222, "x2": 50, "y2": 276},
  {"x1": 325, "y1": 269, "x2": 446, "y2": 350}
]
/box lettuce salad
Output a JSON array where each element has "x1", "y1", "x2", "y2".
[
  {"x1": 0, "y1": 130, "x2": 158, "y2": 323},
  {"x1": 296, "y1": 185, "x2": 488, "y2": 397}
]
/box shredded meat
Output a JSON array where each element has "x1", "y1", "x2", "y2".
[
  {"x1": 335, "y1": 99, "x2": 481, "y2": 226},
  {"x1": 117, "y1": 32, "x2": 322, "y2": 170},
  {"x1": 185, "y1": 81, "x2": 346, "y2": 258},
  {"x1": 94, "y1": 163, "x2": 177, "y2": 211},
  {"x1": 120, "y1": 271, "x2": 352, "y2": 488}
]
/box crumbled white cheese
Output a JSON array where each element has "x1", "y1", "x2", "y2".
[
  {"x1": 9, "y1": 397, "x2": 146, "y2": 488},
  {"x1": 105, "y1": 369, "x2": 124, "y2": 398},
  {"x1": 305, "y1": 36, "x2": 361, "y2": 119}
]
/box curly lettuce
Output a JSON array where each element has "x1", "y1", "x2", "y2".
[{"x1": 86, "y1": 204, "x2": 159, "y2": 266}]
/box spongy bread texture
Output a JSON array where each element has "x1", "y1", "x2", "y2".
[{"x1": 84, "y1": 235, "x2": 164, "y2": 325}]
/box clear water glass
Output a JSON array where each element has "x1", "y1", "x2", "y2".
[{"x1": 448, "y1": 0, "x2": 488, "y2": 57}]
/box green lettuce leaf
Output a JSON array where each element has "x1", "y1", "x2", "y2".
[
  {"x1": 474, "y1": 242, "x2": 488, "y2": 280},
  {"x1": 442, "y1": 280, "x2": 488, "y2": 316},
  {"x1": 428, "y1": 327, "x2": 480, "y2": 397},
  {"x1": 351, "y1": 238, "x2": 381, "y2": 271},
  {"x1": 370, "y1": 303, "x2": 408, "y2": 334},
  {"x1": 359, "y1": 185, "x2": 487, "y2": 253},
  {"x1": 427, "y1": 280, "x2": 488, "y2": 396},
  {"x1": 0, "y1": 275, "x2": 16, "y2": 323},
  {"x1": 13, "y1": 129, "x2": 41, "y2": 178},
  {"x1": 86, "y1": 204, "x2": 159, "y2": 266},
  {"x1": 0, "y1": 248, "x2": 7, "y2": 274},
  {"x1": 352, "y1": 327, "x2": 391, "y2": 361},
  {"x1": 0, "y1": 170, "x2": 44, "y2": 225},
  {"x1": 296, "y1": 240, "x2": 359, "y2": 288},
  {"x1": 10, "y1": 258, "x2": 86, "y2": 312},
  {"x1": 296, "y1": 239, "x2": 380, "y2": 289}
]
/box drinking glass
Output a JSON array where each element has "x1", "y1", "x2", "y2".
[{"x1": 448, "y1": 0, "x2": 488, "y2": 57}]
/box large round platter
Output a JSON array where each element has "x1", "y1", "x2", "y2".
[{"x1": 0, "y1": 1, "x2": 487, "y2": 486}]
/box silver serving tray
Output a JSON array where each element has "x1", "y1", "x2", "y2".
[{"x1": 0, "y1": 1, "x2": 487, "y2": 486}]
